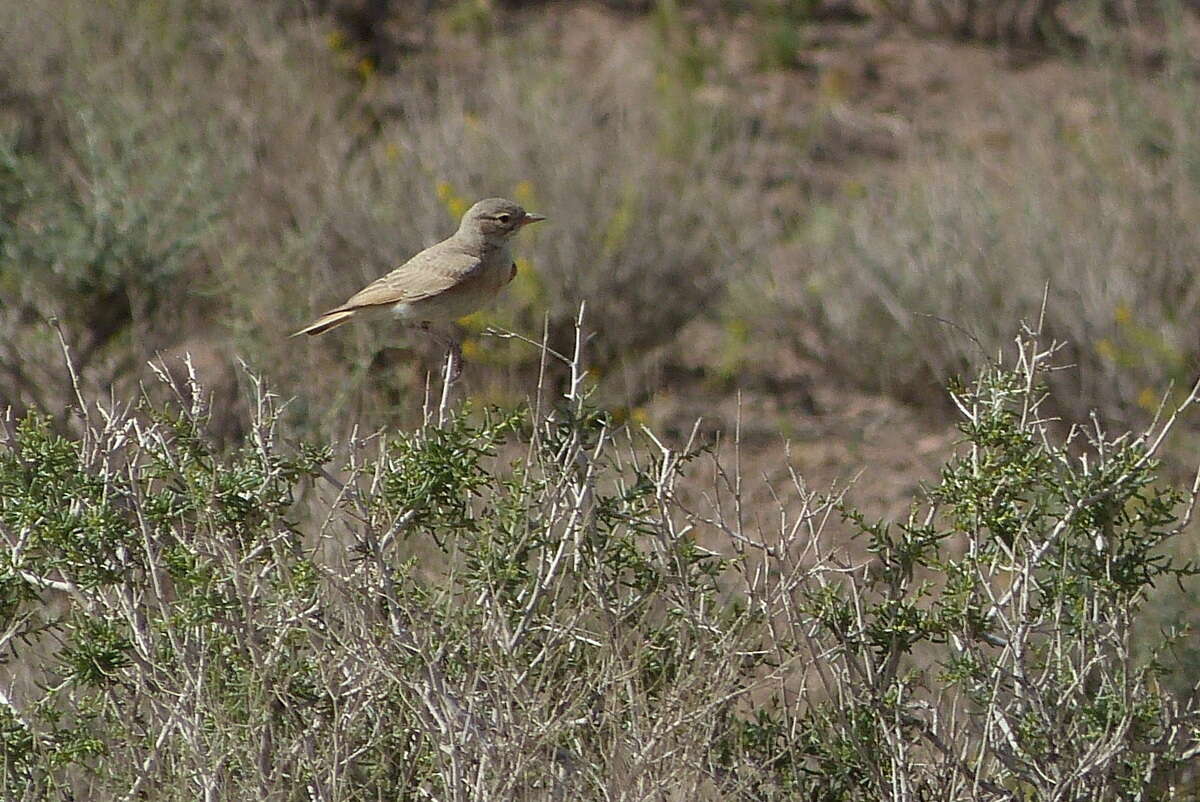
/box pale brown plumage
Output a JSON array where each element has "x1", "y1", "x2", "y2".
[
  {"x1": 292, "y1": 198, "x2": 544, "y2": 377},
  {"x1": 292, "y1": 198, "x2": 544, "y2": 338}
]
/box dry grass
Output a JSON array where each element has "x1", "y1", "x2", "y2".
[
  {"x1": 745, "y1": 21, "x2": 1200, "y2": 426},
  {"x1": 1, "y1": 0, "x2": 781, "y2": 442},
  {"x1": 3, "y1": 0, "x2": 1198, "y2": 438}
]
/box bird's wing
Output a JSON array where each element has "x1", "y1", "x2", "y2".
[{"x1": 331, "y1": 243, "x2": 484, "y2": 313}]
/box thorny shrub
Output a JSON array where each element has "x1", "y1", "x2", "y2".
[{"x1": 2, "y1": 325, "x2": 1200, "y2": 799}]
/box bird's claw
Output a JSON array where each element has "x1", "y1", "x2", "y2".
[
  {"x1": 444, "y1": 342, "x2": 464, "y2": 384},
  {"x1": 420, "y1": 323, "x2": 464, "y2": 384}
]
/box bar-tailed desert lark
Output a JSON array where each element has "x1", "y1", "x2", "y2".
[{"x1": 292, "y1": 197, "x2": 544, "y2": 380}]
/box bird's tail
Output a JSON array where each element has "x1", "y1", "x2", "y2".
[{"x1": 290, "y1": 309, "x2": 355, "y2": 337}]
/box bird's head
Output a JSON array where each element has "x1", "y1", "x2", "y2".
[{"x1": 459, "y1": 197, "x2": 546, "y2": 241}]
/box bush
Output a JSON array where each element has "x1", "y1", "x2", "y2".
[
  {"x1": 871, "y1": 0, "x2": 1072, "y2": 44},
  {"x1": 0, "y1": 0, "x2": 776, "y2": 438},
  {"x1": 0, "y1": 120, "x2": 226, "y2": 420},
  {"x1": 3, "y1": 326, "x2": 1199, "y2": 798},
  {"x1": 756, "y1": 39, "x2": 1200, "y2": 426}
]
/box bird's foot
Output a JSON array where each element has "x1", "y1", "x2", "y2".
[
  {"x1": 444, "y1": 341, "x2": 463, "y2": 384},
  {"x1": 419, "y1": 322, "x2": 464, "y2": 384}
]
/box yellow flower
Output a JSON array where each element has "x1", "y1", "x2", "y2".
[
  {"x1": 819, "y1": 67, "x2": 851, "y2": 102},
  {"x1": 514, "y1": 180, "x2": 536, "y2": 206},
  {"x1": 384, "y1": 142, "x2": 400, "y2": 163},
  {"x1": 1114, "y1": 303, "x2": 1133, "y2": 326},
  {"x1": 1137, "y1": 387, "x2": 1159, "y2": 411},
  {"x1": 435, "y1": 181, "x2": 468, "y2": 219},
  {"x1": 1095, "y1": 339, "x2": 1117, "y2": 362},
  {"x1": 510, "y1": 257, "x2": 544, "y2": 305},
  {"x1": 461, "y1": 340, "x2": 482, "y2": 361},
  {"x1": 724, "y1": 317, "x2": 748, "y2": 343},
  {"x1": 326, "y1": 29, "x2": 346, "y2": 51},
  {"x1": 356, "y1": 57, "x2": 375, "y2": 81},
  {"x1": 602, "y1": 188, "x2": 639, "y2": 257}
]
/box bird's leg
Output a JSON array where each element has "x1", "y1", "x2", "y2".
[{"x1": 418, "y1": 322, "x2": 464, "y2": 383}]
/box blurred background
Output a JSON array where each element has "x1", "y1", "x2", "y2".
[{"x1": 2, "y1": 0, "x2": 1200, "y2": 514}]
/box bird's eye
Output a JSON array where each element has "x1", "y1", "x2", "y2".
[{"x1": 496, "y1": 214, "x2": 511, "y2": 224}]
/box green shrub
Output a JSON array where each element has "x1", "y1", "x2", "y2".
[{"x1": 3, "y1": 327, "x2": 1199, "y2": 798}]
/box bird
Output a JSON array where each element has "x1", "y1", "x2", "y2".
[{"x1": 292, "y1": 197, "x2": 545, "y2": 381}]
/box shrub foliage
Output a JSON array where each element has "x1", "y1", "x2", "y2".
[{"x1": 2, "y1": 331, "x2": 1200, "y2": 799}]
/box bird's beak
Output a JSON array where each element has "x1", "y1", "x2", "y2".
[{"x1": 519, "y1": 212, "x2": 546, "y2": 227}]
